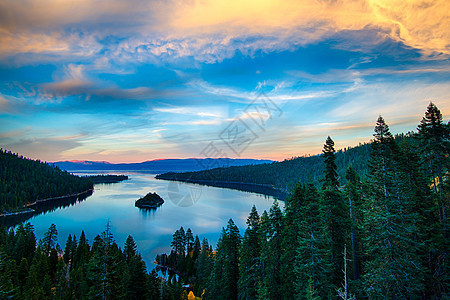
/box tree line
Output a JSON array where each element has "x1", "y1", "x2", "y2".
[
  {"x1": 0, "y1": 222, "x2": 162, "y2": 299},
  {"x1": 156, "y1": 103, "x2": 449, "y2": 299},
  {"x1": 0, "y1": 150, "x2": 93, "y2": 212},
  {"x1": 156, "y1": 133, "x2": 373, "y2": 195}
]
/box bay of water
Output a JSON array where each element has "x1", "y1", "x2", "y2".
[{"x1": 27, "y1": 172, "x2": 279, "y2": 269}]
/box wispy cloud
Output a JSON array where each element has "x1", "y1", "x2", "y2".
[
  {"x1": 1, "y1": 0, "x2": 448, "y2": 65},
  {"x1": 0, "y1": 0, "x2": 449, "y2": 162}
]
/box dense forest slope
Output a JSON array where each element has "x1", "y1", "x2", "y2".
[
  {"x1": 154, "y1": 103, "x2": 449, "y2": 299},
  {"x1": 157, "y1": 141, "x2": 373, "y2": 194},
  {"x1": 0, "y1": 149, "x2": 93, "y2": 212}
]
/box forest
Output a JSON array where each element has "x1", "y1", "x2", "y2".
[
  {"x1": 0, "y1": 151, "x2": 93, "y2": 212},
  {"x1": 0, "y1": 222, "x2": 161, "y2": 299},
  {"x1": 156, "y1": 136, "x2": 373, "y2": 195},
  {"x1": 0, "y1": 103, "x2": 448, "y2": 299},
  {"x1": 155, "y1": 103, "x2": 449, "y2": 299}
]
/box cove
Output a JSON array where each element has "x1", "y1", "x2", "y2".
[{"x1": 26, "y1": 172, "x2": 280, "y2": 269}]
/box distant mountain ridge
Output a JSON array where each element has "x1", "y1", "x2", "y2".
[{"x1": 53, "y1": 158, "x2": 273, "y2": 172}]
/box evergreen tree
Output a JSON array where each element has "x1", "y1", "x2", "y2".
[
  {"x1": 295, "y1": 183, "x2": 332, "y2": 299},
  {"x1": 238, "y1": 205, "x2": 261, "y2": 300},
  {"x1": 193, "y1": 235, "x2": 201, "y2": 261},
  {"x1": 42, "y1": 223, "x2": 58, "y2": 256},
  {"x1": 0, "y1": 251, "x2": 15, "y2": 298},
  {"x1": 210, "y1": 219, "x2": 241, "y2": 300},
  {"x1": 320, "y1": 137, "x2": 349, "y2": 290},
  {"x1": 344, "y1": 166, "x2": 363, "y2": 286},
  {"x1": 259, "y1": 202, "x2": 283, "y2": 299},
  {"x1": 87, "y1": 222, "x2": 124, "y2": 299},
  {"x1": 124, "y1": 235, "x2": 137, "y2": 263},
  {"x1": 195, "y1": 238, "x2": 213, "y2": 296},
  {"x1": 417, "y1": 102, "x2": 450, "y2": 223},
  {"x1": 74, "y1": 230, "x2": 90, "y2": 269},
  {"x1": 280, "y1": 184, "x2": 302, "y2": 299},
  {"x1": 171, "y1": 227, "x2": 187, "y2": 256},
  {"x1": 363, "y1": 116, "x2": 424, "y2": 298},
  {"x1": 323, "y1": 136, "x2": 340, "y2": 190},
  {"x1": 186, "y1": 228, "x2": 194, "y2": 254},
  {"x1": 147, "y1": 269, "x2": 161, "y2": 300},
  {"x1": 64, "y1": 234, "x2": 74, "y2": 265}
]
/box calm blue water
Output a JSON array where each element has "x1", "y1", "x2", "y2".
[{"x1": 27, "y1": 172, "x2": 279, "y2": 269}]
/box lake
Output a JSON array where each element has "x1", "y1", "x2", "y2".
[{"x1": 26, "y1": 172, "x2": 280, "y2": 269}]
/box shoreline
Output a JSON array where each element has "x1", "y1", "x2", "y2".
[
  {"x1": 1, "y1": 188, "x2": 94, "y2": 218},
  {"x1": 156, "y1": 177, "x2": 289, "y2": 200}
]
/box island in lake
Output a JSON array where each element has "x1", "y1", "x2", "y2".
[{"x1": 135, "y1": 192, "x2": 164, "y2": 209}]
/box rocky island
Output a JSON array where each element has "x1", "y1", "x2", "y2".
[{"x1": 135, "y1": 192, "x2": 164, "y2": 209}]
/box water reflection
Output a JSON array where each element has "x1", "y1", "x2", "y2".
[{"x1": 26, "y1": 172, "x2": 279, "y2": 269}]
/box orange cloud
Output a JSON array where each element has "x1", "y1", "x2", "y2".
[
  {"x1": 0, "y1": 0, "x2": 448, "y2": 63},
  {"x1": 169, "y1": 0, "x2": 449, "y2": 56}
]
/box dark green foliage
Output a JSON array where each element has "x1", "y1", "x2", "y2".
[
  {"x1": 85, "y1": 174, "x2": 128, "y2": 184},
  {"x1": 0, "y1": 222, "x2": 161, "y2": 300},
  {"x1": 258, "y1": 202, "x2": 283, "y2": 299},
  {"x1": 0, "y1": 149, "x2": 93, "y2": 212},
  {"x1": 195, "y1": 238, "x2": 213, "y2": 296},
  {"x1": 1, "y1": 103, "x2": 448, "y2": 299},
  {"x1": 239, "y1": 206, "x2": 262, "y2": 300},
  {"x1": 157, "y1": 141, "x2": 372, "y2": 195},
  {"x1": 135, "y1": 192, "x2": 164, "y2": 209},
  {"x1": 171, "y1": 226, "x2": 186, "y2": 256},
  {"x1": 322, "y1": 136, "x2": 340, "y2": 190},
  {"x1": 362, "y1": 116, "x2": 425, "y2": 298},
  {"x1": 210, "y1": 219, "x2": 241, "y2": 300},
  {"x1": 294, "y1": 183, "x2": 332, "y2": 299},
  {"x1": 344, "y1": 166, "x2": 363, "y2": 287},
  {"x1": 320, "y1": 136, "x2": 350, "y2": 291}
]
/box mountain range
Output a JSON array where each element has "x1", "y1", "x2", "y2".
[{"x1": 53, "y1": 158, "x2": 273, "y2": 172}]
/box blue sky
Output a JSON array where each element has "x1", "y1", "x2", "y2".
[{"x1": 0, "y1": 0, "x2": 449, "y2": 162}]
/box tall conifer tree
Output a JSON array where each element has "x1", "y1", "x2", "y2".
[
  {"x1": 363, "y1": 116, "x2": 424, "y2": 298},
  {"x1": 320, "y1": 136, "x2": 349, "y2": 290}
]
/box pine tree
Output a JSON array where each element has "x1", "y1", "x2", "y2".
[
  {"x1": 74, "y1": 230, "x2": 90, "y2": 269},
  {"x1": 295, "y1": 183, "x2": 332, "y2": 299},
  {"x1": 193, "y1": 235, "x2": 201, "y2": 260},
  {"x1": 124, "y1": 238, "x2": 147, "y2": 299},
  {"x1": 320, "y1": 136, "x2": 349, "y2": 290},
  {"x1": 417, "y1": 102, "x2": 450, "y2": 223},
  {"x1": 0, "y1": 251, "x2": 15, "y2": 298},
  {"x1": 195, "y1": 238, "x2": 213, "y2": 296},
  {"x1": 280, "y1": 183, "x2": 302, "y2": 299},
  {"x1": 186, "y1": 228, "x2": 194, "y2": 254},
  {"x1": 64, "y1": 234, "x2": 74, "y2": 265},
  {"x1": 124, "y1": 235, "x2": 137, "y2": 263},
  {"x1": 210, "y1": 219, "x2": 241, "y2": 300},
  {"x1": 363, "y1": 116, "x2": 424, "y2": 298},
  {"x1": 344, "y1": 166, "x2": 362, "y2": 286},
  {"x1": 323, "y1": 136, "x2": 340, "y2": 190},
  {"x1": 238, "y1": 205, "x2": 261, "y2": 299},
  {"x1": 87, "y1": 222, "x2": 124, "y2": 299},
  {"x1": 42, "y1": 223, "x2": 58, "y2": 256},
  {"x1": 258, "y1": 202, "x2": 283, "y2": 299}
]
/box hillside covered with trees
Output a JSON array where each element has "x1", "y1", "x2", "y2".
[
  {"x1": 155, "y1": 103, "x2": 449, "y2": 299},
  {"x1": 0, "y1": 103, "x2": 448, "y2": 299},
  {"x1": 157, "y1": 139, "x2": 373, "y2": 196},
  {"x1": 0, "y1": 150, "x2": 93, "y2": 213}
]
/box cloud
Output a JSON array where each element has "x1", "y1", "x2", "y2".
[
  {"x1": 32, "y1": 64, "x2": 163, "y2": 102},
  {"x1": 1, "y1": 135, "x2": 83, "y2": 162},
  {"x1": 0, "y1": 0, "x2": 448, "y2": 66}
]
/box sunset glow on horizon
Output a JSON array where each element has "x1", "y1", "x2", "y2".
[{"x1": 0, "y1": 0, "x2": 449, "y2": 163}]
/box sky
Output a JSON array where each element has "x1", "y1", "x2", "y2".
[{"x1": 0, "y1": 0, "x2": 449, "y2": 163}]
